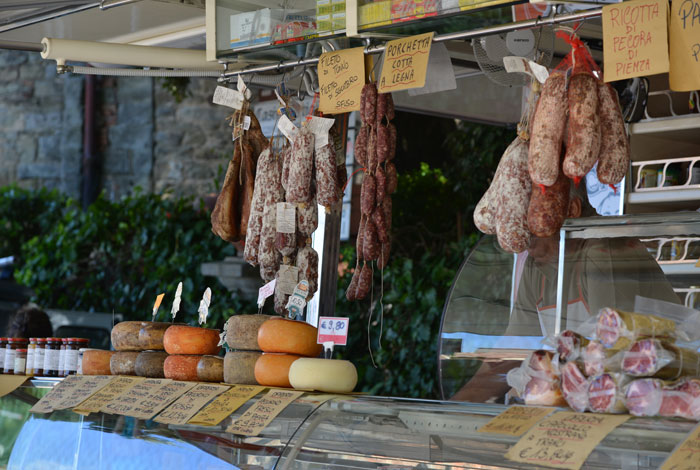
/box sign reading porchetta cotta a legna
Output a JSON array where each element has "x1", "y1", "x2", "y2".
[{"x1": 378, "y1": 32, "x2": 433, "y2": 93}]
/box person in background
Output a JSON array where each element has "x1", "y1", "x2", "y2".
[{"x1": 6, "y1": 303, "x2": 53, "y2": 338}]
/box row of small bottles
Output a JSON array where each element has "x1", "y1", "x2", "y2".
[{"x1": 1, "y1": 337, "x2": 89, "y2": 376}]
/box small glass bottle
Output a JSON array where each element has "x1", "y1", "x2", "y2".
[
  {"x1": 26, "y1": 338, "x2": 37, "y2": 376},
  {"x1": 43, "y1": 338, "x2": 61, "y2": 377},
  {"x1": 4, "y1": 338, "x2": 28, "y2": 374},
  {"x1": 64, "y1": 338, "x2": 89, "y2": 375},
  {"x1": 0, "y1": 338, "x2": 7, "y2": 374},
  {"x1": 58, "y1": 338, "x2": 68, "y2": 377},
  {"x1": 13, "y1": 349, "x2": 27, "y2": 375},
  {"x1": 34, "y1": 338, "x2": 46, "y2": 376}
]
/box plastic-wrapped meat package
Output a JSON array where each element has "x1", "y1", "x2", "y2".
[
  {"x1": 621, "y1": 338, "x2": 700, "y2": 379},
  {"x1": 560, "y1": 362, "x2": 589, "y2": 412},
  {"x1": 507, "y1": 350, "x2": 566, "y2": 406},
  {"x1": 594, "y1": 307, "x2": 676, "y2": 349},
  {"x1": 588, "y1": 373, "x2": 628, "y2": 413},
  {"x1": 581, "y1": 340, "x2": 619, "y2": 377},
  {"x1": 659, "y1": 378, "x2": 700, "y2": 420},
  {"x1": 624, "y1": 378, "x2": 665, "y2": 417},
  {"x1": 556, "y1": 330, "x2": 589, "y2": 362}
]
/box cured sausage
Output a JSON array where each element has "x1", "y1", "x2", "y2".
[
  {"x1": 296, "y1": 246, "x2": 319, "y2": 297},
  {"x1": 361, "y1": 83, "x2": 378, "y2": 125},
  {"x1": 621, "y1": 339, "x2": 700, "y2": 379},
  {"x1": 211, "y1": 144, "x2": 242, "y2": 242},
  {"x1": 582, "y1": 341, "x2": 614, "y2": 377},
  {"x1": 367, "y1": 130, "x2": 377, "y2": 172},
  {"x1": 595, "y1": 307, "x2": 676, "y2": 349},
  {"x1": 624, "y1": 378, "x2": 664, "y2": 417},
  {"x1": 556, "y1": 330, "x2": 589, "y2": 362},
  {"x1": 597, "y1": 82, "x2": 630, "y2": 184},
  {"x1": 259, "y1": 203, "x2": 281, "y2": 281},
  {"x1": 372, "y1": 206, "x2": 388, "y2": 243},
  {"x1": 388, "y1": 123, "x2": 397, "y2": 161},
  {"x1": 386, "y1": 162, "x2": 398, "y2": 194},
  {"x1": 659, "y1": 378, "x2": 700, "y2": 419},
  {"x1": 286, "y1": 125, "x2": 315, "y2": 203},
  {"x1": 376, "y1": 125, "x2": 389, "y2": 164},
  {"x1": 244, "y1": 147, "x2": 273, "y2": 266},
  {"x1": 560, "y1": 362, "x2": 589, "y2": 412},
  {"x1": 355, "y1": 126, "x2": 368, "y2": 168},
  {"x1": 495, "y1": 137, "x2": 531, "y2": 253},
  {"x1": 336, "y1": 164, "x2": 348, "y2": 201},
  {"x1": 346, "y1": 263, "x2": 360, "y2": 301},
  {"x1": 527, "y1": 168, "x2": 570, "y2": 238},
  {"x1": 275, "y1": 231, "x2": 296, "y2": 257},
  {"x1": 296, "y1": 197, "x2": 318, "y2": 237},
  {"x1": 382, "y1": 194, "x2": 392, "y2": 231},
  {"x1": 375, "y1": 165, "x2": 386, "y2": 203},
  {"x1": 588, "y1": 373, "x2": 626, "y2": 413},
  {"x1": 563, "y1": 73, "x2": 601, "y2": 183},
  {"x1": 361, "y1": 175, "x2": 376, "y2": 215},
  {"x1": 273, "y1": 279, "x2": 289, "y2": 315},
  {"x1": 529, "y1": 72, "x2": 567, "y2": 187},
  {"x1": 376, "y1": 92, "x2": 388, "y2": 126},
  {"x1": 356, "y1": 215, "x2": 365, "y2": 262},
  {"x1": 281, "y1": 145, "x2": 292, "y2": 192},
  {"x1": 315, "y1": 134, "x2": 340, "y2": 208},
  {"x1": 473, "y1": 138, "x2": 516, "y2": 235},
  {"x1": 362, "y1": 216, "x2": 380, "y2": 261},
  {"x1": 355, "y1": 262, "x2": 372, "y2": 300}
]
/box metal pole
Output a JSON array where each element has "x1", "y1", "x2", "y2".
[
  {"x1": 0, "y1": 39, "x2": 44, "y2": 52},
  {"x1": 220, "y1": 8, "x2": 603, "y2": 81},
  {"x1": 0, "y1": 2, "x2": 100, "y2": 33}
]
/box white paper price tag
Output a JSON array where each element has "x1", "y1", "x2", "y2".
[
  {"x1": 257, "y1": 279, "x2": 276, "y2": 308},
  {"x1": 307, "y1": 116, "x2": 335, "y2": 149},
  {"x1": 277, "y1": 265, "x2": 299, "y2": 295},
  {"x1": 317, "y1": 316, "x2": 349, "y2": 345},
  {"x1": 237, "y1": 75, "x2": 252, "y2": 100},
  {"x1": 213, "y1": 86, "x2": 244, "y2": 110},
  {"x1": 277, "y1": 114, "x2": 298, "y2": 142},
  {"x1": 502, "y1": 57, "x2": 549, "y2": 84},
  {"x1": 276, "y1": 203, "x2": 296, "y2": 233}
]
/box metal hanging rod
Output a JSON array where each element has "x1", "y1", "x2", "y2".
[
  {"x1": 220, "y1": 7, "x2": 602, "y2": 82},
  {"x1": 0, "y1": 39, "x2": 44, "y2": 52}
]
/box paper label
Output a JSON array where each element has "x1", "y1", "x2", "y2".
[
  {"x1": 101, "y1": 378, "x2": 171, "y2": 415},
  {"x1": 307, "y1": 116, "x2": 335, "y2": 150},
  {"x1": 226, "y1": 389, "x2": 304, "y2": 436},
  {"x1": 30, "y1": 375, "x2": 114, "y2": 414},
  {"x1": 277, "y1": 265, "x2": 300, "y2": 296},
  {"x1": 602, "y1": 0, "x2": 670, "y2": 82},
  {"x1": 318, "y1": 47, "x2": 364, "y2": 114},
  {"x1": 243, "y1": 115, "x2": 251, "y2": 131},
  {"x1": 74, "y1": 376, "x2": 146, "y2": 414},
  {"x1": 152, "y1": 293, "x2": 165, "y2": 321},
  {"x1": 124, "y1": 380, "x2": 197, "y2": 420},
  {"x1": 189, "y1": 385, "x2": 264, "y2": 426},
  {"x1": 478, "y1": 406, "x2": 554, "y2": 436},
  {"x1": 505, "y1": 412, "x2": 630, "y2": 470},
  {"x1": 661, "y1": 422, "x2": 700, "y2": 470},
  {"x1": 171, "y1": 281, "x2": 183, "y2": 319},
  {"x1": 317, "y1": 316, "x2": 350, "y2": 345},
  {"x1": 0, "y1": 375, "x2": 29, "y2": 399},
  {"x1": 278, "y1": 114, "x2": 298, "y2": 142},
  {"x1": 502, "y1": 56, "x2": 549, "y2": 84},
  {"x1": 198, "y1": 287, "x2": 212, "y2": 325},
  {"x1": 258, "y1": 279, "x2": 277, "y2": 308},
  {"x1": 213, "y1": 86, "x2": 245, "y2": 110},
  {"x1": 155, "y1": 384, "x2": 230, "y2": 425},
  {"x1": 378, "y1": 32, "x2": 434, "y2": 93},
  {"x1": 276, "y1": 202, "x2": 296, "y2": 233},
  {"x1": 237, "y1": 75, "x2": 252, "y2": 100},
  {"x1": 669, "y1": 0, "x2": 700, "y2": 91}
]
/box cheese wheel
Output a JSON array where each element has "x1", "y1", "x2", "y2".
[
  {"x1": 223, "y1": 350, "x2": 261, "y2": 385},
  {"x1": 134, "y1": 351, "x2": 168, "y2": 378},
  {"x1": 197, "y1": 355, "x2": 224, "y2": 383},
  {"x1": 111, "y1": 321, "x2": 143, "y2": 351},
  {"x1": 110, "y1": 351, "x2": 139, "y2": 376},
  {"x1": 163, "y1": 354, "x2": 201, "y2": 381},
  {"x1": 138, "y1": 322, "x2": 173, "y2": 350},
  {"x1": 257, "y1": 318, "x2": 322, "y2": 357},
  {"x1": 82, "y1": 349, "x2": 114, "y2": 375},
  {"x1": 225, "y1": 314, "x2": 272, "y2": 351},
  {"x1": 163, "y1": 325, "x2": 221, "y2": 355},
  {"x1": 289, "y1": 358, "x2": 358, "y2": 393},
  {"x1": 254, "y1": 353, "x2": 301, "y2": 388}
]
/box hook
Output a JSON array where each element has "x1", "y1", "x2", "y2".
[{"x1": 297, "y1": 64, "x2": 308, "y2": 101}]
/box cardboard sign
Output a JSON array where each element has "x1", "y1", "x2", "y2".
[
  {"x1": 226, "y1": 389, "x2": 303, "y2": 436},
  {"x1": 317, "y1": 316, "x2": 350, "y2": 345},
  {"x1": 155, "y1": 383, "x2": 230, "y2": 425},
  {"x1": 318, "y1": 47, "x2": 364, "y2": 114},
  {"x1": 0, "y1": 375, "x2": 28, "y2": 398},
  {"x1": 661, "y1": 422, "x2": 700, "y2": 470},
  {"x1": 126, "y1": 380, "x2": 197, "y2": 420},
  {"x1": 189, "y1": 385, "x2": 265, "y2": 426},
  {"x1": 478, "y1": 406, "x2": 554, "y2": 436},
  {"x1": 669, "y1": 0, "x2": 700, "y2": 91},
  {"x1": 101, "y1": 378, "x2": 171, "y2": 415},
  {"x1": 30, "y1": 375, "x2": 114, "y2": 414},
  {"x1": 74, "y1": 376, "x2": 146, "y2": 414},
  {"x1": 378, "y1": 32, "x2": 434, "y2": 93},
  {"x1": 602, "y1": 0, "x2": 669, "y2": 82},
  {"x1": 505, "y1": 411, "x2": 630, "y2": 469}
]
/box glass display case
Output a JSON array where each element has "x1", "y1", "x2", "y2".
[{"x1": 1, "y1": 379, "x2": 698, "y2": 470}]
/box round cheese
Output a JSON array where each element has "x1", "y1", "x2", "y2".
[
  {"x1": 289, "y1": 358, "x2": 358, "y2": 393},
  {"x1": 138, "y1": 322, "x2": 172, "y2": 350},
  {"x1": 197, "y1": 355, "x2": 224, "y2": 383},
  {"x1": 257, "y1": 318, "x2": 322, "y2": 357},
  {"x1": 111, "y1": 321, "x2": 143, "y2": 351},
  {"x1": 223, "y1": 350, "x2": 261, "y2": 385},
  {"x1": 163, "y1": 325, "x2": 221, "y2": 355},
  {"x1": 163, "y1": 354, "x2": 201, "y2": 381},
  {"x1": 225, "y1": 314, "x2": 272, "y2": 351},
  {"x1": 82, "y1": 349, "x2": 114, "y2": 375},
  {"x1": 254, "y1": 353, "x2": 301, "y2": 388},
  {"x1": 134, "y1": 351, "x2": 168, "y2": 378},
  {"x1": 110, "y1": 351, "x2": 139, "y2": 376}
]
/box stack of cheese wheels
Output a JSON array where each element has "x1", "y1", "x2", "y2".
[
  {"x1": 163, "y1": 325, "x2": 221, "y2": 381},
  {"x1": 223, "y1": 314, "x2": 271, "y2": 385},
  {"x1": 105, "y1": 321, "x2": 173, "y2": 377},
  {"x1": 255, "y1": 318, "x2": 323, "y2": 388}
]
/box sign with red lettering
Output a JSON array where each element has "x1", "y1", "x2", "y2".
[
  {"x1": 317, "y1": 316, "x2": 349, "y2": 345},
  {"x1": 669, "y1": 0, "x2": 700, "y2": 91},
  {"x1": 602, "y1": 0, "x2": 669, "y2": 82}
]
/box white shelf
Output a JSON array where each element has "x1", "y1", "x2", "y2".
[
  {"x1": 630, "y1": 115, "x2": 700, "y2": 139},
  {"x1": 659, "y1": 262, "x2": 700, "y2": 276},
  {"x1": 627, "y1": 187, "x2": 700, "y2": 204}
]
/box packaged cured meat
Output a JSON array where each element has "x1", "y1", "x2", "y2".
[
  {"x1": 361, "y1": 174, "x2": 376, "y2": 215},
  {"x1": 563, "y1": 73, "x2": 601, "y2": 183},
  {"x1": 507, "y1": 350, "x2": 566, "y2": 406},
  {"x1": 244, "y1": 147, "x2": 273, "y2": 266},
  {"x1": 659, "y1": 377, "x2": 700, "y2": 420},
  {"x1": 296, "y1": 245, "x2": 319, "y2": 298},
  {"x1": 286, "y1": 125, "x2": 315, "y2": 203},
  {"x1": 527, "y1": 168, "x2": 570, "y2": 238},
  {"x1": 495, "y1": 137, "x2": 531, "y2": 253},
  {"x1": 588, "y1": 373, "x2": 627, "y2": 413},
  {"x1": 528, "y1": 72, "x2": 567, "y2": 187},
  {"x1": 560, "y1": 362, "x2": 590, "y2": 412},
  {"x1": 621, "y1": 339, "x2": 700, "y2": 379},
  {"x1": 593, "y1": 307, "x2": 677, "y2": 349},
  {"x1": 596, "y1": 81, "x2": 630, "y2": 185},
  {"x1": 360, "y1": 83, "x2": 377, "y2": 125},
  {"x1": 296, "y1": 198, "x2": 318, "y2": 237},
  {"x1": 354, "y1": 126, "x2": 368, "y2": 167},
  {"x1": 555, "y1": 330, "x2": 589, "y2": 362},
  {"x1": 581, "y1": 340, "x2": 618, "y2": 377},
  {"x1": 624, "y1": 378, "x2": 665, "y2": 417},
  {"x1": 315, "y1": 134, "x2": 340, "y2": 208},
  {"x1": 473, "y1": 139, "x2": 510, "y2": 235}
]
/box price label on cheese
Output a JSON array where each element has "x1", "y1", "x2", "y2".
[
  {"x1": 478, "y1": 406, "x2": 554, "y2": 436},
  {"x1": 318, "y1": 47, "x2": 364, "y2": 114},
  {"x1": 378, "y1": 32, "x2": 434, "y2": 93},
  {"x1": 661, "y1": 421, "x2": 700, "y2": 470},
  {"x1": 317, "y1": 316, "x2": 349, "y2": 345},
  {"x1": 226, "y1": 389, "x2": 304, "y2": 436},
  {"x1": 189, "y1": 385, "x2": 264, "y2": 426},
  {"x1": 213, "y1": 86, "x2": 245, "y2": 109},
  {"x1": 101, "y1": 378, "x2": 171, "y2": 415},
  {"x1": 155, "y1": 383, "x2": 230, "y2": 425},
  {"x1": 30, "y1": 375, "x2": 114, "y2": 414},
  {"x1": 74, "y1": 376, "x2": 146, "y2": 414},
  {"x1": 127, "y1": 380, "x2": 197, "y2": 420},
  {"x1": 669, "y1": 0, "x2": 700, "y2": 91},
  {"x1": 505, "y1": 411, "x2": 629, "y2": 470}
]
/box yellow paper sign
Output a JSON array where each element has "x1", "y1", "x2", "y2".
[
  {"x1": 30, "y1": 375, "x2": 114, "y2": 414},
  {"x1": 661, "y1": 423, "x2": 700, "y2": 470},
  {"x1": 669, "y1": 0, "x2": 700, "y2": 91},
  {"x1": 0, "y1": 375, "x2": 29, "y2": 398},
  {"x1": 189, "y1": 385, "x2": 264, "y2": 426},
  {"x1": 378, "y1": 32, "x2": 434, "y2": 93},
  {"x1": 505, "y1": 411, "x2": 630, "y2": 470},
  {"x1": 318, "y1": 47, "x2": 364, "y2": 114},
  {"x1": 155, "y1": 383, "x2": 230, "y2": 425},
  {"x1": 602, "y1": 0, "x2": 670, "y2": 82},
  {"x1": 226, "y1": 389, "x2": 304, "y2": 436},
  {"x1": 478, "y1": 406, "x2": 554, "y2": 436},
  {"x1": 126, "y1": 380, "x2": 197, "y2": 420},
  {"x1": 74, "y1": 376, "x2": 146, "y2": 414},
  {"x1": 101, "y1": 378, "x2": 171, "y2": 416}
]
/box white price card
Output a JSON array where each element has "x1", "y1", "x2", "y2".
[
  {"x1": 277, "y1": 114, "x2": 298, "y2": 142},
  {"x1": 317, "y1": 317, "x2": 349, "y2": 345},
  {"x1": 307, "y1": 116, "x2": 335, "y2": 150},
  {"x1": 213, "y1": 86, "x2": 244, "y2": 110},
  {"x1": 276, "y1": 202, "x2": 296, "y2": 233},
  {"x1": 257, "y1": 279, "x2": 276, "y2": 308}
]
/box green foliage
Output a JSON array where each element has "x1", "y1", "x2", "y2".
[{"x1": 159, "y1": 77, "x2": 191, "y2": 103}]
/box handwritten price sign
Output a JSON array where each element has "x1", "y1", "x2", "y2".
[
  {"x1": 317, "y1": 316, "x2": 349, "y2": 345},
  {"x1": 318, "y1": 47, "x2": 364, "y2": 114},
  {"x1": 378, "y1": 32, "x2": 433, "y2": 93},
  {"x1": 669, "y1": 0, "x2": 700, "y2": 91}
]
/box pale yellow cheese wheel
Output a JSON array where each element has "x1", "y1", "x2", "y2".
[
  {"x1": 225, "y1": 314, "x2": 272, "y2": 351},
  {"x1": 289, "y1": 358, "x2": 358, "y2": 393}
]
